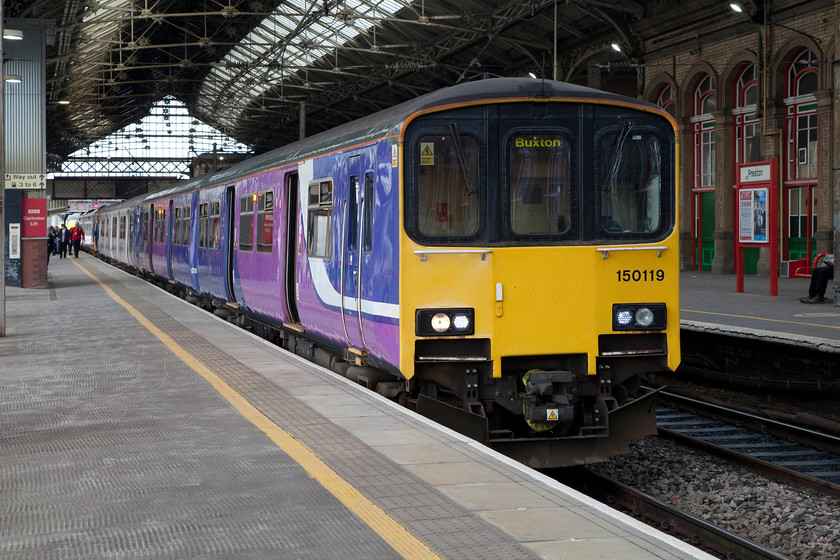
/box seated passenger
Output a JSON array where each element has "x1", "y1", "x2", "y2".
[{"x1": 799, "y1": 257, "x2": 834, "y2": 304}]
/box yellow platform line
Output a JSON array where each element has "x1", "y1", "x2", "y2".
[
  {"x1": 75, "y1": 261, "x2": 442, "y2": 560},
  {"x1": 682, "y1": 308, "x2": 840, "y2": 331}
]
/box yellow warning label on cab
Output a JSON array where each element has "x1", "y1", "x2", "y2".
[
  {"x1": 547, "y1": 409, "x2": 558, "y2": 421},
  {"x1": 420, "y1": 142, "x2": 435, "y2": 166}
]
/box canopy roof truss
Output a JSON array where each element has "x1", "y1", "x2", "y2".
[{"x1": 13, "y1": 0, "x2": 648, "y2": 161}]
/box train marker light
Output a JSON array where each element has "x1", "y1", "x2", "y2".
[
  {"x1": 452, "y1": 313, "x2": 471, "y2": 331},
  {"x1": 616, "y1": 309, "x2": 633, "y2": 326}
]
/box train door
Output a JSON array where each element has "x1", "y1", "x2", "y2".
[
  {"x1": 167, "y1": 199, "x2": 175, "y2": 280},
  {"x1": 146, "y1": 204, "x2": 154, "y2": 271},
  {"x1": 120, "y1": 213, "x2": 128, "y2": 263},
  {"x1": 285, "y1": 172, "x2": 300, "y2": 324},
  {"x1": 128, "y1": 209, "x2": 137, "y2": 268},
  {"x1": 225, "y1": 185, "x2": 237, "y2": 302},
  {"x1": 341, "y1": 155, "x2": 366, "y2": 350}
]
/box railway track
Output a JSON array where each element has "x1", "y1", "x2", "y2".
[
  {"x1": 554, "y1": 389, "x2": 840, "y2": 559},
  {"x1": 657, "y1": 390, "x2": 840, "y2": 499},
  {"x1": 555, "y1": 467, "x2": 790, "y2": 560}
]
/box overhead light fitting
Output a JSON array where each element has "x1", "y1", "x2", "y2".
[
  {"x1": 611, "y1": 42, "x2": 622, "y2": 52},
  {"x1": 3, "y1": 29, "x2": 23, "y2": 40},
  {"x1": 57, "y1": 100, "x2": 70, "y2": 105},
  {"x1": 528, "y1": 72, "x2": 537, "y2": 79},
  {"x1": 730, "y1": 3, "x2": 744, "y2": 12},
  {"x1": 4, "y1": 74, "x2": 22, "y2": 83}
]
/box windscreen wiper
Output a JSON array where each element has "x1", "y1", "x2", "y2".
[
  {"x1": 447, "y1": 123, "x2": 475, "y2": 195},
  {"x1": 601, "y1": 121, "x2": 635, "y2": 193}
]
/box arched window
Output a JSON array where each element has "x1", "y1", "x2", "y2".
[
  {"x1": 788, "y1": 48, "x2": 819, "y2": 97},
  {"x1": 783, "y1": 48, "x2": 819, "y2": 261},
  {"x1": 734, "y1": 64, "x2": 761, "y2": 164},
  {"x1": 690, "y1": 74, "x2": 716, "y2": 271},
  {"x1": 785, "y1": 49, "x2": 818, "y2": 180},
  {"x1": 692, "y1": 74, "x2": 716, "y2": 188},
  {"x1": 656, "y1": 84, "x2": 676, "y2": 118}
]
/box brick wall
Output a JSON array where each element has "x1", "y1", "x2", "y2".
[{"x1": 22, "y1": 238, "x2": 48, "y2": 289}]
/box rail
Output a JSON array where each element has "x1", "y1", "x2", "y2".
[
  {"x1": 657, "y1": 390, "x2": 840, "y2": 499},
  {"x1": 565, "y1": 468, "x2": 790, "y2": 560},
  {"x1": 596, "y1": 246, "x2": 667, "y2": 259},
  {"x1": 413, "y1": 249, "x2": 492, "y2": 262}
]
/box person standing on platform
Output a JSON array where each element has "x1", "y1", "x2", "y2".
[
  {"x1": 59, "y1": 224, "x2": 70, "y2": 258},
  {"x1": 799, "y1": 257, "x2": 834, "y2": 304},
  {"x1": 70, "y1": 223, "x2": 85, "y2": 258},
  {"x1": 47, "y1": 227, "x2": 57, "y2": 264}
]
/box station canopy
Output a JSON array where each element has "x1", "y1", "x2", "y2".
[{"x1": 13, "y1": 0, "x2": 648, "y2": 168}]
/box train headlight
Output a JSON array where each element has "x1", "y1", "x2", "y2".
[
  {"x1": 431, "y1": 313, "x2": 451, "y2": 333},
  {"x1": 635, "y1": 307, "x2": 655, "y2": 327},
  {"x1": 612, "y1": 303, "x2": 667, "y2": 331},
  {"x1": 416, "y1": 308, "x2": 475, "y2": 336}
]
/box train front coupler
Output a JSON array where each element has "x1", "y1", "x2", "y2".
[{"x1": 522, "y1": 370, "x2": 576, "y2": 434}]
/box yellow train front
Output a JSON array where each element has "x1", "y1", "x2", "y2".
[{"x1": 396, "y1": 79, "x2": 679, "y2": 468}]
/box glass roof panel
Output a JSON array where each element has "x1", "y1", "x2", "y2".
[{"x1": 198, "y1": 0, "x2": 409, "y2": 129}]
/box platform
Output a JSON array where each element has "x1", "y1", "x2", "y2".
[
  {"x1": 0, "y1": 254, "x2": 711, "y2": 559},
  {"x1": 680, "y1": 270, "x2": 840, "y2": 351}
]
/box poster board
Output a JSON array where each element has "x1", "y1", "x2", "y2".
[{"x1": 734, "y1": 160, "x2": 778, "y2": 295}]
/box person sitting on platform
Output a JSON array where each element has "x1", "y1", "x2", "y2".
[{"x1": 799, "y1": 257, "x2": 834, "y2": 304}]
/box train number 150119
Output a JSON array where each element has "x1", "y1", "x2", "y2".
[{"x1": 616, "y1": 269, "x2": 665, "y2": 282}]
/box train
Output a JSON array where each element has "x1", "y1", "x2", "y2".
[{"x1": 80, "y1": 78, "x2": 680, "y2": 468}]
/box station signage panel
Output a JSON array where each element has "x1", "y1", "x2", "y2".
[
  {"x1": 739, "y1": 163, "x2": 772, "y2": 184},
  {"x1": 734, "y1": 159, "x2": 778, "y2": 295},
  {"x1": 22, "y1": 198, "x2": 47, "y2": 237},
  {"x1": 4, "y1": 173, "x2": 46, "y2": 190}
]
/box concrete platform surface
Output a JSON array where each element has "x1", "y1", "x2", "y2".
[{"x1": 0, "y1": 254, "x2": 714, "y2": 559}]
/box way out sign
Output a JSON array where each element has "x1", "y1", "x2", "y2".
[{"x1": 4, "y1": 173, "x2": 46, "y2": 190}]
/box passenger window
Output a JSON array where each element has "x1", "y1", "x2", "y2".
[
  {"x1": 209, "y1": 201, "x2": 220, "y2": 249},
  {"x1": 120, "y1": 215, "x2": 126, "y2": 239},
  {"x1": 307, "y1": 180, "x2": 333, "y2": 258},
  {"x1": 141, "y1": 211, "x2": 149, "y2": 242},
  {"x1": 182, "y1": 205, "x2": 191, "y2": 246},
  {"x1": 198, "y1": 203, "x2": 208, "y2": 248},
  {"x1": 348, "y1": 176, "x2": 359, "y2": 251},
  {"x1": 156, "y1": 209, "x2": 166, "y2": 243},
  {"x1": 363, "y1": 173, "x2": 374, "y2": 252},
  {"x1": 239, "y1": 195, "x2": 255, "y2": 250},
  {"x1": 173, "y1": 207, "x2": 182, "y2": 245},
  {"x1": 508, "y1": 133, "x2": 572, "y2": 235},
  {"x1": 416, "y1": 133, "x2": 479, "y2": 238},
  {"x1": 256, "y1": 191, "x2": 274, "y2": 253}
]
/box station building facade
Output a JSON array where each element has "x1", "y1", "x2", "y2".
[{"x1": 635, "y1": 1, "x2": 838, "y2": 276}]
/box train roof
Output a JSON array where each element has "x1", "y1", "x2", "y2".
[{"x1": 101, "y1": 78, "x2": 664, "y2": 212}]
